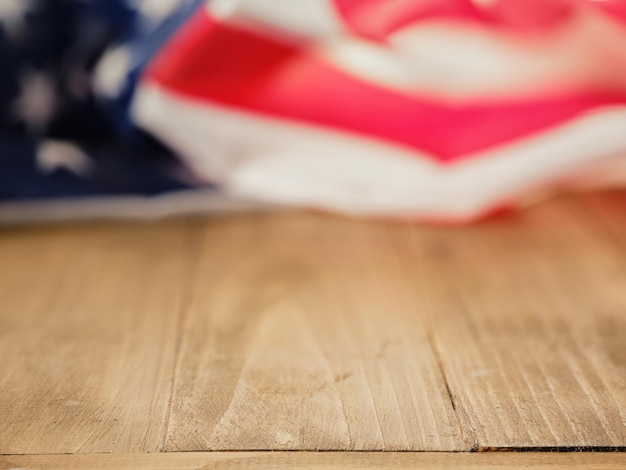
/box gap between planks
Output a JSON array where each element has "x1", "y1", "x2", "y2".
[{"x1": 2, "y1": 451, "x2": 626, "y2": 470}]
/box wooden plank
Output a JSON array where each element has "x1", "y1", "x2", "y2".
[
  {"x1": 2, "y1": 452, "x2": 626, "y2": 470},
  {"x1": 0, "y1": 222, "x2": 189, "y2": 454},
  {"x1": 164, "y1": 214, "x2": 465, "y2": 451},
  {"x1": 389, "y1": 198, "x2": 626, "y2": 449},
  {"x1": 578, "y1": 191, "x2": 626, "y2": 246}
]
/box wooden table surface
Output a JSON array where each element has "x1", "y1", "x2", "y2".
[{"x1": 1, "y1": 193, "x2": 625, "y2": 469}]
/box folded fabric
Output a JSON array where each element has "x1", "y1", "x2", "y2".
[{"x1": 3, "y1": 0, "x2": 626, "y2": 223}]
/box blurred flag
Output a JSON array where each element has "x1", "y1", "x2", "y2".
[{"x1": 2, "y1": 0, "x2": 626, "y2": 222}]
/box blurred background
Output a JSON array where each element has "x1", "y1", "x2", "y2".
[{"x1": 1, "y1": 0, "x2": 626, "y2": 224}]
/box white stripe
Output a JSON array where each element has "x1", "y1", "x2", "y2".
[
  {"x1": 0, "y1": 189, "x2": 268, "y2": 224},
  {"x1": 133, "y1": 83, "x2": 626, "y2": 220},
  {"x1": 208, "y1": 0, "x2": 345, "y2": 41},
  {"x1": 324, "y1": 11, "x2": 626, "y2": 101}
]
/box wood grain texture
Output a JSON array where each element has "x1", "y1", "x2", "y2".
[
  {"x1": 580, "y1": 192, "x2": 626, "y2": 248},
  {"x1": 164, "y1": 214, "x2": 465, "y2": 451},
  {"x1": 1, "y1": 196, "x2": 625, "y2": 455},
  {"x1": 0, "y1": 222, "x2": 190, "y2": 454},
  {"x1": 389, "y1": 197, "x2": 626, "y2": 449},
  {"x1": 2, "y1": 452, "x2": 626, "y2": 470}
]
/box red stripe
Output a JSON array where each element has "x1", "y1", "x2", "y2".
[
  {"x1": 334, "y1": 0, "x2": 626, "y2": 39},
  {"x1": 143, "y1": 9, "x2": 626, "y2": 163}
]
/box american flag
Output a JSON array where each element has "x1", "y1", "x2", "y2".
[{"x1": 2, "y1": 0, "x2": 626, "y2": 222}]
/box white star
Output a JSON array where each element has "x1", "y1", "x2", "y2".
[
  {"x1": 93, "y1": 46, "x2": 132, "y2": 98},
  {"x1": 0, "y1": 0, "x2": 32, "y2": 40},
  {"x1": 12, "y1": 68, "x2": 58, "y2": 133},
  {"x1": 36, "y1": 140, "x2": 94, "y2": 177}
]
